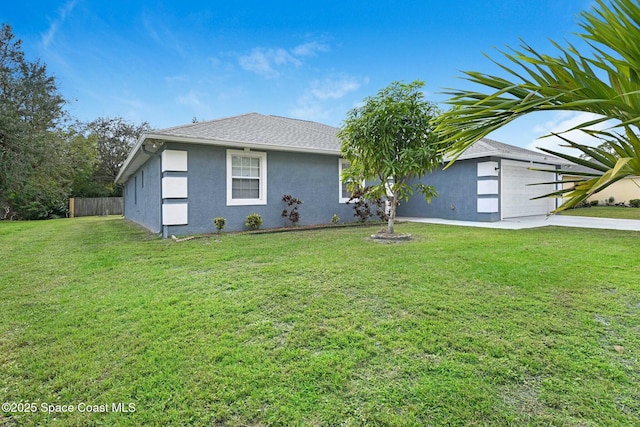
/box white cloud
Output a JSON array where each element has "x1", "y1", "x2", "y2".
[
  {"x1": 525, "y1": 111, "x2": 614, "y2": 155},
  {"x1": 289, "y1": 104, "x2": 331, "y2": 122},
  {"x1": 237, "y1": 40, "x2": 330, "y2": 78},
  {"x1": 290, "y1": 75, "x2": 368, "y2": 123},
  {"x1": 238, "y1": 47, "x2": 301, "y2": 78},
  {"x1": 291, "y1": 41, "x2": 329, "y2": 57},
  {"x1": 41, "y1": 0, "x2": 78, "y2": 49},
  {"x1": 176, "y1": 90, "x2": 205, "y2": 108},
  {"x1": 309, "y1": 76, "x2": 366, "y2": 100}
]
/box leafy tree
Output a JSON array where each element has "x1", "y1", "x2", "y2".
[
  {"x1": 435, "y1": 0, "x2": 640, "y2": 211},
  {"x1": 65, "y1": 126, "x2": 107, "y2": 198},
  {"x1": 0, "y1": 23, "x2": 69, "y2": 219},
  {"x1": 87, "y1": 117, "x2": 152, "y2": 196},
  {"x1": 579, "y1": 141, "x2": 616, "y2": 161},
  {"x1": 338, "y1": 80, "x2": 443, "y2": 234}
]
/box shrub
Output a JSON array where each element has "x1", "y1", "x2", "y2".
[
  {"x1": 347, "y1": 187, "x2": 388, "y2": 222},
  {"x1": 607, "y1": 196, "x2": 615, "y2": 205},
  {"x1": 281, "y1": 194, "x2": 303, "y2": 226},
  {"x1": 347, "y1": 188, "x2": 371, "y2": 222},
  {"x1": 245, "y1": 213, "x2": 263, "y2": 230},
  {"x1": 630, "y1": 199, "x2": 640, "y2": 208},
  {"x1": 7, "y1": 190, "x2": 68, "y2": 220},
  {"x1": 213, "y1": 216, "x2": 226, "y2": 232},
  {"x1": 331, "y1": 214, "x2": 340, "y2": 224},
  {"x1": 590, "y1": 200, "x2": 599, "y2": 207}
]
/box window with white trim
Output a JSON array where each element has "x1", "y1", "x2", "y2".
[
  {"x1": 339, "y1": 159, "x2": 352, "y2": 203},
  {"x1": 226, "y1": 149, "x2": 267, "y2": 206}
]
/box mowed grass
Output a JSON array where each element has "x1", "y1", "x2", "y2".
[
  {"x1": 0, "y1": 217, "x2": 639, "y2": 426},
  {"x1": 561, "y1": 206, "x2": 640, "y2": 220}
]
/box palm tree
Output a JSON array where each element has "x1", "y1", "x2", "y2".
[{"x1": 435, "y1": 0, "x2": 640, "y2": 210}]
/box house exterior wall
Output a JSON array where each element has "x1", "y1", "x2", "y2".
[
  {"x1": 588, "y1": 176, "x2": 640, "y2": 204},
  {"x1": 158, "y1": 142, "x2": 355, "y2": 235},
  {"x1": 398, "y1": 158, "x2": 501, "y2": 222},
  {"x1": 122, "y1": 154, "x2": 162, "y2": 233},
  {"x1": 562, "y1": 175, "x2": 640, "y2": 205}
]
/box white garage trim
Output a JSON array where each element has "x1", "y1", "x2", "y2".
[{"x1": 500, "y1": 160, "x2": 557, "y2": 219}]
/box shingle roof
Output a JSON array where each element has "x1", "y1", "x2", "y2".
[
  {"x1": 453, "y1": 137, "x2": 569, "y2": 165},
  {"x1": 154, "y1": 112, "x2": 341, "y2": 152},
  {"x1": 116, "y1": 113, "x2": 569, "y2": 183}
]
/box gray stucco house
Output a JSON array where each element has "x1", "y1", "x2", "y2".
[
  {"x1": 115, "y1": 113, "x2": 356, "y2": 236},
  {"x1": 399, "y1": 138, "x2": 567, "y2": 221},
  {"x1": 116, "y1": 113, "x2": 567, "y2": 236}
]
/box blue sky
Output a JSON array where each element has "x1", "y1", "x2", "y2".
[{"x1": 3, "y1": 0, "x2": 598, "y2": 152}]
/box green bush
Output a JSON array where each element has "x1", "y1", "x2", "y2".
[
  {"x1": 630, "y1": 199, "x2": 640, "y2": 208},
  {"x1": 8, "y1": 189, "x2": 68, "y2": 220},
  {"x1": 245, "y1": 213, "x2": 263, "y2": 230},
  {"x1": 331, "y1": 214, "x2": 340, "y2": 224},
  {"x1": 213, "y1": 216, "x2": 226, "y2": 232},
  {"x1": 590, "y1": 200, "x2": 599, "y2": 207}
]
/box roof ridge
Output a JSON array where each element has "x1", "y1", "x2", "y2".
[
  {"x1": 156, "y1": 112, "x2": 262, "y2": 133},
  {"x1": 267, "y1": 114, "x2": 339, "y2": 137}
]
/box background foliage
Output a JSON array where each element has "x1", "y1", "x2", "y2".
[{"x1": 0, "y1": 24, "x2": 151, "y2": 219}]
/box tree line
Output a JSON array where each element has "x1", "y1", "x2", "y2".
[{"x1": 0, "y1": 24, "x2": 150, "y2": 220}]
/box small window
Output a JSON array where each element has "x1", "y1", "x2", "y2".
[{"x1": 226, "y1": 149, "x2": 267, "y2": 206}]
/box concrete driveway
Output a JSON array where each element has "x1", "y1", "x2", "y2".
[{"x1": 398, "y1": 215, "x2": 640, "y2": 231}]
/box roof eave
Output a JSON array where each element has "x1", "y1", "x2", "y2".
[
  {"x1": 115, "y1": 133, "x2": 341, "y2": 184},
  {"x1": 449, "y1": 151, "x2": 569, "y2": 166},
  {"x1": 115, "y1": 133, "x2": 149, "y2": 184},
  {"x1": 149, "y1": 133, "x2": 340, "y2": 155}
]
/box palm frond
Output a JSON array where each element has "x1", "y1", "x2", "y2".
[{"x1": 436, "y1": 0, "x2": 640, "y2": 208}]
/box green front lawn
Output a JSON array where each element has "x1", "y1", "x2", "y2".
[
  {"x1": 561, "y1": 206, "x2": 640, "y2": 220},
  {"x1": 1, "y1": 217, "x2": 638, "y2": 426}
]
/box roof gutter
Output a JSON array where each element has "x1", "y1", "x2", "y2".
[
  {"x1": 143, "y1": 132, "x2": 341, "y2": 155},
  {"x1": 448, "y1": 151, "x2": 570, "y2": 166}
]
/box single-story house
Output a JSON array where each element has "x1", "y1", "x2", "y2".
[
  {"x1": 398, "y1": 138, "x2": 569, "y2": 221},
  {"x1": 115, "y1": 113, "x2": 356, "y2": 237},
  {"x1": 115, "y1": 113, "x2": 568, "y2": 236},
  {"x1": 559, "y1": 164, "x2": 639, "y2": 205}
]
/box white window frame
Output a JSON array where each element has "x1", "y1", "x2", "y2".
[
  {"x1": 226, "y1": 149, "x2": 267, "y2": 206},
  {"x1": 339, "y1": 159, "x2": 366, "y2": 203},
  {"x1": 339, "y1": 159, "x2": 352, "y2": 203}
]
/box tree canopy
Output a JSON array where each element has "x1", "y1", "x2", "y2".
[
  {"x1": 0, "y1": 24, "x2": 151, "y2": 218},
  {"x1": 0, "y1": 23, "x2": 69, "y2": 219},
  {"x1": 435, "y1": 0, "x2": 640, "y2": 210},
  {"x1": 87, "y1": 117, "x2": 151, "y2": 196},
  {"x1": 338, "y1": 80, "x2": 443, "y2": 234}
]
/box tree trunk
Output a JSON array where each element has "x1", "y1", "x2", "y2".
[{"x1": 387, "y1": 196, "x2": 396, "y2": 234}]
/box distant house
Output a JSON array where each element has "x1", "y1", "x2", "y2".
[
  {"x1": 559, "y1": 164, "x2": 640, "y2": 205},
  {"x1": 116, "y1": 113, "x2": 568, "y2": 236}
]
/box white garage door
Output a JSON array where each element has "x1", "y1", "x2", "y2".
[{"x1": 501, "y1": 160, "x2": 557, "y2": 218}]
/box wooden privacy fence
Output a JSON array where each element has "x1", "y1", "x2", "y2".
[{"x1": 70, "y1": 197, "x2": 123, "y2": 217}]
